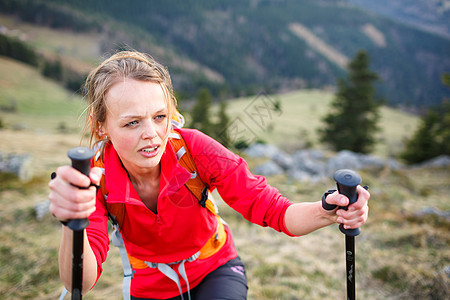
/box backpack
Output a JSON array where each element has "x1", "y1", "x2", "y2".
[{"x1": 92, "y1": 122, "x2": 227, "y2": 300}]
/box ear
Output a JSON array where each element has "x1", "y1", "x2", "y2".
[{"x1": 97, "y1": 123, "x2": 107, "y2": 137}]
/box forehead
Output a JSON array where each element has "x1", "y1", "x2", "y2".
[{"x1": 105, "y1": 79, "x2": 167, "y2": 114}]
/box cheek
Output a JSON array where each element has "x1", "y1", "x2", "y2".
[
  {"x1": 112, "y1": 132, "x2": 138, "y2": 152},
  {"x1": 157, "y1": 121, "x2": 169, "y2": 138}
]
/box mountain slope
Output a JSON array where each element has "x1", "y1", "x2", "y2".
[
  {"x1": 347, "y1": 0, "x2": 450, "y2": 38},
  {"x1": 1, "y1": 0, "x2": 449, "y2": 108}
]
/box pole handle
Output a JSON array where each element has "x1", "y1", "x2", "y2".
[
  {"x1": 67, "y1": 147, "x2": 95, "y2": 231},
  {"x1": 333, "y1": 169, "x2": 362, "y2": 237}
]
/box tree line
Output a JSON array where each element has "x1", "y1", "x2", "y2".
[{"x1": 0, "y1": 33, "x2": 86, "y2": 93}]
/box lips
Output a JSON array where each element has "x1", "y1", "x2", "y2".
[
  {"x1": 139, "y1": 144, "x2": 160, "y2": 157},
  {"x1": 141, "y1": 146, "x2": 158, "y2": 153}
]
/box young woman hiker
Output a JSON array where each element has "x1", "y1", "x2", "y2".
[{"x1": 48, "y1": 51, "x2": 370, "y2": 300}]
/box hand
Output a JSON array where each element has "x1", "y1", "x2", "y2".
[
  {"x1": 324, "y1": 185, "x2": 370, "y2": 230},
  {"x1": 48, "y1": 166, "x2": 103, "y2": 222}
]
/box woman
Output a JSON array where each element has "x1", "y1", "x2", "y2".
[{"x1": 49, "y1": 51, "x2": 369, "y2": 300}]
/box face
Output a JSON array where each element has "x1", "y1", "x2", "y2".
[{"x1": 101, "y1": 78, "x2": 169, "y2": 176}]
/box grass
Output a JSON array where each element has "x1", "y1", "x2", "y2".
[
  {"x1": 221, "y1": 90, "x2": 419, "y2": 158},
  {"x1": 0, "y1": 57, "x2": 86, "y2": 133}
]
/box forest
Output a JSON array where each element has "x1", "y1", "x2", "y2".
[{"x1": 1, "y1": 0, "x2": 449, "y2": 108}]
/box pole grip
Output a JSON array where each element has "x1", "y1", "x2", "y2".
[
  {"x1": 67, "y1": 147, "x2": 95, "y2": 231},
  {"x1": 333, "y1": 169, "x2": 361, "y2": 237}
]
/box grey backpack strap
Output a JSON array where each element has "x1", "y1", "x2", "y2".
[
  {"x1": 111, "y1": 224, "x2": 133, "y2": 300},
  {"x1": 59, "y1": 288, "x2": 68, "y2": 300}
]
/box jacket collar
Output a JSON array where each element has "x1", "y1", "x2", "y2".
[{"x1": 103, "y1": 141, "x2": 192, "y2": 204}]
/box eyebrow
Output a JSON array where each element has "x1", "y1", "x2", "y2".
[{"x1": 119, "y1": 108, "x2": 168, "y2": 120}]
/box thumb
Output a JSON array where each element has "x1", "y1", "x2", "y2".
[
  {"x1": 326, "y1": 191, "x2": 349, "y2": 207},
  {"x1": 89, "y1": 167, "x2": 103, "y2": 186}
]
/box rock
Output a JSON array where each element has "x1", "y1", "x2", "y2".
[
  {"x1": 0, "y1": 152, "x2": 32, "y2": 181},
  {"x1": 272, "y1": 150, "x2": 294, "y2": 170},
  {"x1": 414, "y1": 207, "x2": 450, "y2": 221},
  {"x1": 386, "y1": 158, "x2": 403, "y2": 170},
  {"x1": 247, "y1": 143, "x2": 449, "y2": 184},
  {"x1": 444, "y1": 266, "x2": 450, "y2": 278},
  {"x1": 326, "y1": 150, "x2": 363, "y2": 175},
  {"x1": 244, "y1": 143, "x2": 279, "y2": 158},
  {"x1": 418, "y1": 155, "x2": 450, "y2": 168},
  {"x1": 358, "y1": 154, "x2": 386, "y2": 169},
  {"x1": 35, "y1": 200, "x2": 50, "y2": 221},
  {"x1": 253, "y1": 160, "x2": 284, "y2": 176},
  {"x1": 290, "y1": 149, "x2": 326, "y2": 177},
  {"x1": 287, "y1": 169, "x2": 313, "y2": 182}
]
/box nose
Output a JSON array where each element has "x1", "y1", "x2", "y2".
[{"x1": 142, "y1": 120, "x2": 158, "y2": 139}]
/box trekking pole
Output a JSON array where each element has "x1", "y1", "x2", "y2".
[
  {"x1": 322, "y1": 169, "x2": 364, "y2": 300},
  {"x1": 67, "y1": 147, "x2": 95, "y2": 300}
]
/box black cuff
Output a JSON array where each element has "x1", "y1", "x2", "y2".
[{"x1": 321, "y1": 189, "x2": 338, "y2": 211}]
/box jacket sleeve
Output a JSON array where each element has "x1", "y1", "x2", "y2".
[
  {"x1": 85, "y1": 189, "x2": 110, "y2": 283},
  {"x1": 184, "y1": 129, "x2": 297, "y2": 237}
]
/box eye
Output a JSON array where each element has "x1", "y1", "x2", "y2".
[
  {"x1": 125, "y1": 120, "x2": 139, "y2": 127},
  {"x1": 155, "y1": 114, "x2": 167, "y2": 121}
]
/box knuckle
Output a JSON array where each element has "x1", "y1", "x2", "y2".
[{"x1": 69, "y1": 190, "x2": 86, "y2": 204}]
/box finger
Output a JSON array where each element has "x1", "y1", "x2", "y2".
[
  {"x1": 50, "y1": 200, "x2": 96, "y2": 221},
  {"x1": 326, "y1": 191, "x2": 349, "y2": 207},
  {"x1": 49, "y1": 181, "x2": 97, "y2": 215},
  {"x1": 89, "y1": 167, "x2": 103, "y2": 186},
  {"x1": 347, "y1": 185, "x2": 370, "y2": 210},
  {"x1": 337, "y1": 204, "x2": 369, "y2": 229},
  {"x1": 49, "y1": 187, "x2": 96, "y2": 216},
  {"x1": 57, "y1": 165, "x2": 92, "y2": 189}
]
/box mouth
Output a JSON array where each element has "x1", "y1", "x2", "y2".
[
  {"x1": 140, "y1": 146, "x2": 159, "y2": 153},
  {"x1": 138, "y1": 143, "x2": 161, "y2": 158}
]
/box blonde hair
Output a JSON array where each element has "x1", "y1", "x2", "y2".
[{"x1": 83, "y1": 51, "x2": 177, "y2": 147}]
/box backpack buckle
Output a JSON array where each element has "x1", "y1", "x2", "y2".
[{"x1": 199, "y1": 187, "x2": 208, "y2": 208}]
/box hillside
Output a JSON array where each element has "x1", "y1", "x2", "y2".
[
  {"x1": 1, "y1": 0, "x2": 449, "y2": 109},
  {"x1": 348, "y1": 0, "x2": 450, "y2": 38},
  {"x1": 220, "y1": 90, "x2": 418, "y2": 157}
]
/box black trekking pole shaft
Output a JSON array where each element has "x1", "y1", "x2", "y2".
[
  {"x1": 322, "y1": 169, "x2": 362, "y2": 300},
  {"x1": 67, "y1": 147, "x2": 95, "y2": 300},
  {"x1": 345, "y1": 235, "x2": 356, "y2": 300}
]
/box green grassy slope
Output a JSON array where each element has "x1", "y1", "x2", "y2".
[
  {"x1": 222, "y1": 90, "x2": 419, "y2": 157},
  {"x1": 0, "y1": 57, "x2": 86, "y2": 132}
]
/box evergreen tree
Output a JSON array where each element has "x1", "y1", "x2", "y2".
[
  {"x1": 190, "y1": 87, "x2": 213, "y2": 135},
  {"x1": 319, "y1": 50, "x2": 380, "y2": 154},
  {"x1": 214, "y1": 101, "x2": 231, "y2": 147},
  {"x1": 42, "y1": 58, "x2": 63, "y2": 81},
  {"x1": 401, "y1": 74, "x2": 450, "y2": 164}
]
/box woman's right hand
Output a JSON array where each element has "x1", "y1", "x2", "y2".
[{"x1": 48, "y1": 166, "x2": 103, "y2": 222}]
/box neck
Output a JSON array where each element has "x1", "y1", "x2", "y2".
[{"x1": 128, "y1": 163, "x2": 161, "y2": 188}]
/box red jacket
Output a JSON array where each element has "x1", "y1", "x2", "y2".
[{"x1": 86, "y1": 128, "x2": 295, "y2": 298}]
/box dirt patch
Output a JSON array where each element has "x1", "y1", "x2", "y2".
[
  {"x1": 361, "y1": 23, "x2": 387, "y2": 47},
  {"x1": 289, "y1": 22, "x2": 349, "y2": 69}
]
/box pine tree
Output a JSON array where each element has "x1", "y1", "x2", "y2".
[
  {"x1": 190, "y1": 88, "x2": 213, "y2": 135},
  {"x1": 214, "y1": 101, "x2": 231, "y2": 147},
  {"x1": 319, "y1": 50, "x2": 380, "y2": 154},
  {"x1": 401, "y1": 74, "x2": 450, "y2": 164}
]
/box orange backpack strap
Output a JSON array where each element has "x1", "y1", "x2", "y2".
[
  {"x1": 94, "y1": 146, "x2": 126, "y2": 227},
  {"x1": 168, "y1": 131, "x2": 217, "y2": 215}
]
